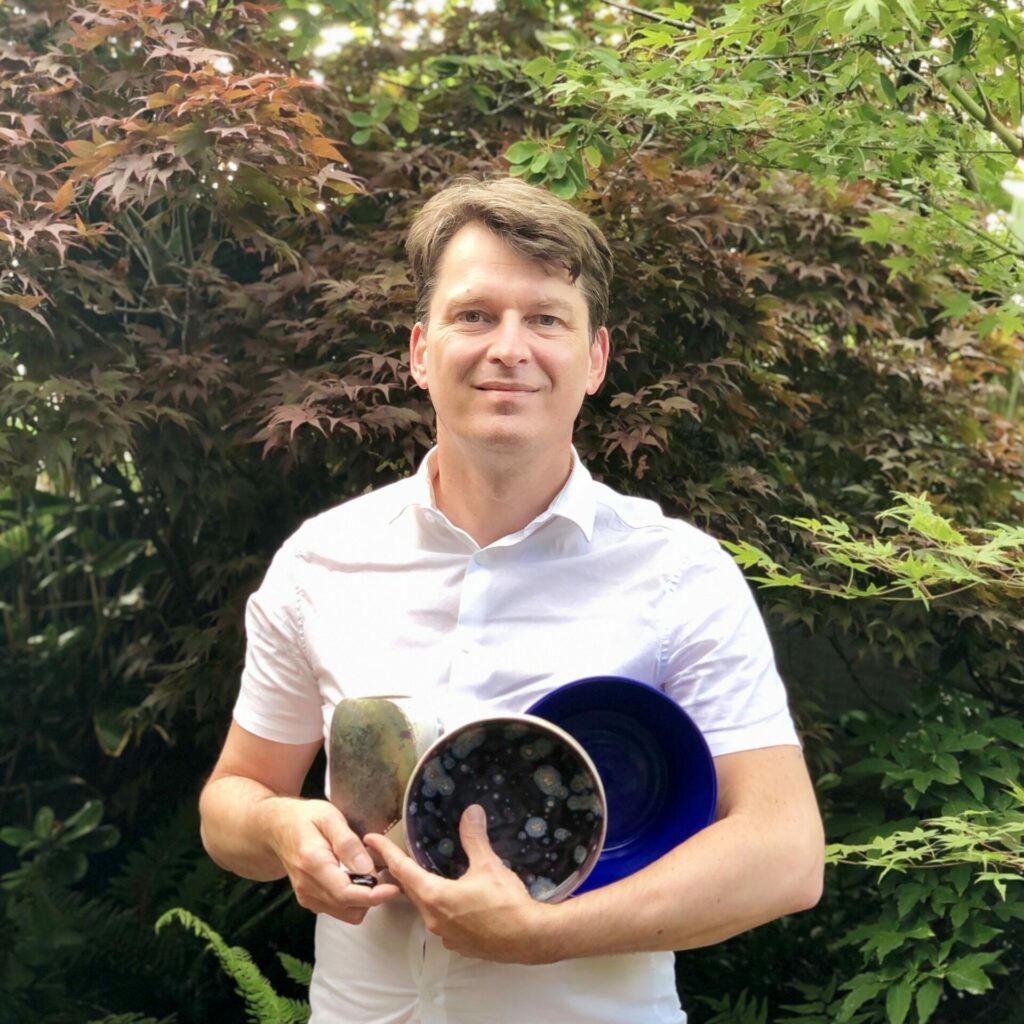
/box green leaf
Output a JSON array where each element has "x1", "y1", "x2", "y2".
[
  {"x1": 584, "y1": 144, "x2": 602, "y2": 168},
  {"x1": 878, "y1": 73, "x2": 898, "y2": 104},
  {"x1": 938, "y1": 291, "x2": 974, "y2": 320},
  {"x1": 171, "y1": 121, "x2": 209, "y2": 158},
  {"x1": 0, "y1": 827, "x2": 35, "y2": 848},
  {"x1": 549, "y1": 176, "x2": 577, "y2": 199},
  {"x1": 91, "y1": 539, "x2": 145, "y2": 577},
  {"x1": 844, "y1": 0, "x2": 882, "y2": 30},
  {"x1": 351, "y1": 129, "x2": 372, "y2": 145},
  {"x1": 950, "y1": 901, "x2": 969, "y2": 929},
  {"x1": 505, "y1": 141, "x2": 540, "y2": 164},
  {"x1": 915, "y1": 979, "x2": 942, "y2": 1023},
  {"x1": 398, "y1": 103, "x2": 419, "y2": 133},
  {"x1": 872, "y1": 931, "x2": 906, "y2": 960},
  {"x1": 840, "y1": 977, "x2": 883, "y2": 1018},
  {"x1": 530, "y1": 151, "x2": 551, "y2": 173},
  {"x1": 370, "y1": 96, "x2": 394, "y2": 123},
  {"x1": 63, "y1": 799, "x2": 103, "y2": 838},
  {"x1": 890, "y1": 0, "x2": 922, "y2": 29},
  {"x1": 45, "y1": 849, "x2": 89, "y2": 885},
  {"x1": 535, "y1": 29, "x2": 579, "y2": 51},
  {"x1": 34, "y1": 806, "x2": 55, "y2": 839},
  {"x1": 952, "y1": 29, "x2": 973, "y2": 62},
  {"x1": 945, "y1": 957, "x2": 994, "y2": 994},
  {"x1": 988, "y1": 717, "x2": 1024, "y2": 746},
  {"x1": 885, "y1": 979, "x2": 911, "y2": 1024},
  {"x1": 95, "y1": 707, "x2": 133, "y2": 757},
  {"x1": 934, "y1": 752, "x2": 960, "y2": 782},
  {"x1": 74, "y1": 825, "x2": 120, "y2": 853},
  {"x1": 962, "y1": 772, "x2": 985, "y2": 802},
  {"x1": 546, "y1": 149, "x2": 567, "y2": 178},
  {"x1": 523, "y1": 56, "x2": 555, "y2": 77},
  {"x1": 468, "y1": 85, "x2": 490, "y2": 114}
]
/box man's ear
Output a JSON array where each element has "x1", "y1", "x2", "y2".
[
  {"x1": 585, "y1": 326, "x2": 610, "y2": 396},
  {"x1": 409, "y1": 322, "x2": 429, "y2": 389}
]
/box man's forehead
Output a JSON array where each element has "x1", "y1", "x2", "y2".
[
  {"x1": 436, "y1": 225, "x2": 574, "y2": 281},
  {"x1": 440, "y1": 286, "x2": 578, "y2": 311},
  {"x1": 428, "y1": 221, "x2": 587, "y2": 314}
]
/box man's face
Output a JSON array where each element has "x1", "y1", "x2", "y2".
[{"x1": 409, "y1": 223, "x2": 609, "y2": 459}]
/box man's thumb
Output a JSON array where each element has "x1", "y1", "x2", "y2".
[{"x1": 459, "y1": 804, "x2": 493, "y2": 864}]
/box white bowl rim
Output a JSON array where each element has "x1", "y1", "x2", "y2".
[{"x1": 402, "y1": 712, "x2": 608, "y2": 902}]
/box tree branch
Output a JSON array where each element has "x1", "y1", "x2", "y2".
[
  {"x1": 600, "y1": 0, "x2": 697, "y2": 32},
  {"x1": 934, "y1": 65, "x2": 1024, "y2": 157}
]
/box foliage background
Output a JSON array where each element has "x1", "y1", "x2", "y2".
[{"x1": 2, "y1": 1, "x2": 1023, "y2": 1022}]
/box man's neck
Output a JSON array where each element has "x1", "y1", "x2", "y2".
[{"x1": 430, "y1": 442, "x2": 574, "y2": 548}]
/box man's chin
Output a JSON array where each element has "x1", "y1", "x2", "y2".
[{"x1": 462, "y1": 423, "x2": 540, "y2": 453}]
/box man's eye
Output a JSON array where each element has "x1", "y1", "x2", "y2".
[
  {"x1": 534, "y1": 314, "x2": 561, "y2": 327},
  {"x1": 458, "y1": 310, "x2": 485, "y2": 323}
]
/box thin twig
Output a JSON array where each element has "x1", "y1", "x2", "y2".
[{"x1": 601, "y1": 0, "x2": 696, "y2": 32}]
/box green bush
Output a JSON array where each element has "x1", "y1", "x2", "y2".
[{"x1": 2, "y1": 1, "x2": 1022, "y2": 1021}]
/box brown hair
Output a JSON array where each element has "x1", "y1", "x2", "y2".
[{"x1": 405, "y1": 176, "x2": 614, "y2": 338}]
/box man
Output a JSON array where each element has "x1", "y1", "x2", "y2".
[{"x1": 199, "y1": 176, "x2": 824, "y2": 1023}]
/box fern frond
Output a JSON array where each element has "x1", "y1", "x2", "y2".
[
  {"x1": 697, "y1": 988, "x2": 769, "y2": 1024},
  {"x1": 277, "y1": 952, "x2": 313, "y2": 988},
  {"x1": 107, "y1": 802, "x2": 204, "y2": 912},
  {"x1": 156, "y1": 908, "x2": 309, "y2": 1024},
  {"x1": 277, "y1": 997, "x2": 311, "y2": 1024}
]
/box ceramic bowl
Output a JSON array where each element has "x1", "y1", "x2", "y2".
[
  {"x1": 403, "y1": 714, "x2": 607, "y2": 902},
  {"x1": 528, "y1": 676, "x2": 717, "y2": 893}
]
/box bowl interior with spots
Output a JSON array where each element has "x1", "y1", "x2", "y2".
[{"x1": 402, "y1": 714, "x2": 607, "y2": 903}]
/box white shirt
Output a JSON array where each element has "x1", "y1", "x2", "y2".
[{"x1": 234, "y1": 450, "x2": 799, "y2": 1024}]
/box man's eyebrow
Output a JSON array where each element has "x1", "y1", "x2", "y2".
[{"x1": 444, "y1": 294, "x2": 576, "y2": 316}]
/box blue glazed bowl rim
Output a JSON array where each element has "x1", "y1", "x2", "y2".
[{"x1": 527, "y1": 676, "x2": 718, "y2": 892}]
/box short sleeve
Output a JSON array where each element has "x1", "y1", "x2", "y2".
[
  {"x1": 659, "y1": 536, "x2": 799, "y2": 757},
  {"x1": 233, "y1": 542, "x2": 324, "y2": 744}
]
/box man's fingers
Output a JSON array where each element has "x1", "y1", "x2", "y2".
[
  {"x1": 343, "y1": 879, "x2": 402, "y2": 906},
  {"x1": 298, "y1": 874, "x2": 402, "y2": 919},
  {"x1": 458, "y1": 804, "x2": 496, "y2": 866},
  {"x1": 318, "y1": 808, "x2": 375, "y2": 875},
  {"x1": 364, "y1": 832, "x2": 433, "y2": 894}
]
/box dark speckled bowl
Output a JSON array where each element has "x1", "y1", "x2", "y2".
[{"x1": 403, "y1": 714, "x2": 607, "y2": 903}]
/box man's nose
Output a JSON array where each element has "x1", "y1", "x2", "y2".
[{"x1": 486, "y1": 313, "x2": 530, "y2": 365}]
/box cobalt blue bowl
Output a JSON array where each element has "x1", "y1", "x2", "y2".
[{"x1": 527, "y1": 676, "x2": 717, "y2": 894}]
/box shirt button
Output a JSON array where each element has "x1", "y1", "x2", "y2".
[{"x1": 423, "y1": 986, "x2": 438, "y2": 1001}]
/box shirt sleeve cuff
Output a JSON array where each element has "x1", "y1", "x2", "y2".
[
  {"x1": 702, "y1": 708, "x2": 801, "y2": 757},
  {"x1": 232, "y1": 698, "x2": 325, "y2": 745}
]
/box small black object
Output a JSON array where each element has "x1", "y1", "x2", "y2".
[{"x1": 347, "y1": 873, "x2": 378, "y2": 888}]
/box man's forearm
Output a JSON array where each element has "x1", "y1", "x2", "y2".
[
  {"x1": 535, "y1": 803, "x2": 824, "y2": 962},
  {"x1": 365, "y1": 745, "x2": 825, "y2": 966},
  {"x1": 199, "y1": 775, "x2": 293, "y2": 881}
]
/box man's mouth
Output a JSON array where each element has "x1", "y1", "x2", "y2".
[{"x1": 474, "y1": 382, "x2": 541, "y2": 393}]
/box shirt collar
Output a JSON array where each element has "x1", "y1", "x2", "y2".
[{"x1": 392, "y1": 446, "x2": 596, "y2": 543}]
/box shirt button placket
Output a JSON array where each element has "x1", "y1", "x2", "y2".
[
  {"x1": 418, "y1": 934, "x2": 450, "y2": 1024},
  {"x1": 450, "y1": 554, "x2": 487, "y2": 692}
]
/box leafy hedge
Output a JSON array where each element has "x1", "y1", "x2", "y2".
[{"x1": 2, "y1": 2, "x2": 1022, "y2": 1022}]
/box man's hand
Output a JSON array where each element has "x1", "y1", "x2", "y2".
[
  {"x1": 200, "y1": 724, "x2": 403, "y2": 926},
  {"x1": 263, "y1": 796, "x2": 402, "y2": 924},
  {"x1": 365, "y1": 804, "x2": 555, "y2": 963}
]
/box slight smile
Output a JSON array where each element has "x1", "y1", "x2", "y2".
[{"x1": 474, "y1": 382, "x2": 542, "y2": 394}]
